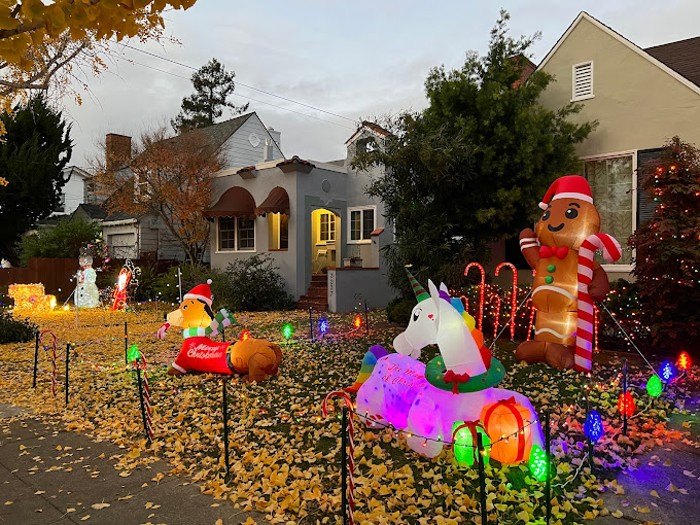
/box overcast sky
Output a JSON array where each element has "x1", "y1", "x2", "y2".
[{"x1": 62, "y1": 0, "x2": 700, "y2": 168}]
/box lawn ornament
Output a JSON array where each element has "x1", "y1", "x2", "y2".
[
  {"x1": 75, "y1": 253, "x2": 99, "y2": 308},
  {"x1": 349, "y1": 268, "x2": 543, "y2": 462},
  {"x1": 157, "y1": 280, "x2": 282, "y2": 382},
  {"x1": 516, "y1": 175, "x2": 621, "y2": 372},
  {"x1": 111, "y1": 259, "x2": 140, "y2": 310},
  {"x1": 9, "y1": 283, "x2": 56, "y2": 311}
]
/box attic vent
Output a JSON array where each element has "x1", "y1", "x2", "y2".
[{"x1": 572, "y1": 61, "x2": 594, "y2": 101}]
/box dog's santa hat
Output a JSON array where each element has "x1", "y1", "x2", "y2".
[
  {"x1": 539, "y1": 174, "x2": 594, "y2": 210},
  {"x1": 184, "y1": 279, "x2": 213, "y2": 307}
]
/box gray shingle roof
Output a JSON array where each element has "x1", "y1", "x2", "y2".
[{"x1": 645, "y1": 37, "x2": 700, "y2": 88}]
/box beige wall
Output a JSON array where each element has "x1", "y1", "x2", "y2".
[{"x1": 538, "y1": 16, "x2": 700, "y2": 157}]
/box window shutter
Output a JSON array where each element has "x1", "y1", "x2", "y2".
[
  {"x1": 636, "y1": 149, "x2": 662, "y2": 226},
  {"x1": 572, "y1": 62, "x2": 593, "y2": 100}
]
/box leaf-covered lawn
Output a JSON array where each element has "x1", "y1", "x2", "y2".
[{"x1": 0, "y1": 306, "x2": 695, "y2": 524}]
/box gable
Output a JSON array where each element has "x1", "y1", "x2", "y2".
[
  {"x1": 221, "y1": 113, "x2": 284, "y2": 169},
  {"x1": 538, "y1": 14, "x2": 700, "y2": 155}
]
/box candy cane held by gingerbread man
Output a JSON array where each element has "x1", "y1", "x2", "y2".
[{"x1": 515, "y1": 175, "x2": 621, "y2": 372}]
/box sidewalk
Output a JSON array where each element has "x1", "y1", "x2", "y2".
[{"x1": 0, "y1": 404, "x2": 258, "y2": 525}]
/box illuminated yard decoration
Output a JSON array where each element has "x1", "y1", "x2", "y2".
[
  {"x1": 676, "y1": 351, "x2": 691, "y2": 372},
  {"x1": 239, "y1": 329, "x2": 251, "y2": 341},
  {"x1": 617, "y1": 392, "x2": 636, "y2": 417},
  {"x1": 282, "y1": 323, "x2": 295, "y2": 340},
  {"x1": 352, "y1": 314, "x2": 363, "y2": 329},
  {"x1": 646, "y1": 374, "x2": 663, "y2": 398},
  {"x1": 9, "y1": 283, "x2": 56, "y2": 311},
  {"x1": 452, "y1": 421, "x2": 490, "y2": 468},
  {"x1": 583, "y1": 410, "x2": 604, "y2": 443},
  {"x1": 528, "y1": 444, "x2": 548, "y2": 481},
  {"x1": 351, "y1": 268, "x2": 543, "y2": 460},
  {"x1": 659, "y1": 360, "x2": 677, "y2": 383},
  {"x1": 318, "y1": 317, "x2": 330, "y2": 336}
]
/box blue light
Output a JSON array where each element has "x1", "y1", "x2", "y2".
[
  {"x1": 318, "y1": 317, "x2": 329, "y2": 335},
  {"x1": 658, "y1": 360, "x2": 677, "y2": 383},
  {"x1": 583, "y1": 410, "x2": 604, "y2": 443}
]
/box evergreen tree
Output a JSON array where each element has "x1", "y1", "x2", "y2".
[
  {"x1": 629, "y1": 137, "x2": 700, "y2": 353},
  {"x1": 172, "y1": 58, "x2": 249, "y2": 133},
  {"x1": 354, "y1": 11, "x2": 594, "y2": 289},
  {"x1": 0, "y1": 96, "x2": 72, "y2": 261}
]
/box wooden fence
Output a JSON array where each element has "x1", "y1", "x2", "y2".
[{"x1": 0, "y1": 258, "x2": 79, "y2": 300}]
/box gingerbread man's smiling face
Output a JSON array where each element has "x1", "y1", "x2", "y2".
[{"x1": 535, "y1": 198, "x2": 600, "y2": 250}]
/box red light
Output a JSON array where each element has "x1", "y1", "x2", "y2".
[
  {"x1": 677, "y1": 351, "x2": 691, "y2": 371},
  {"x1": 353, "y1": 314, "x2": 363, "y2": 329},
  {"x1": 617, "y1": 392, "x2": 636, "y2": 417},
  {"x1": 239, "y1": 329, "x2": 251, "y2": 341}
]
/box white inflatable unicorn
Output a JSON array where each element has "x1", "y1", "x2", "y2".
[{"x1": 349, "y1": 268, "x2": 543, "y2": 460}]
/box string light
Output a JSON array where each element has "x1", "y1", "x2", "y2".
[
  {"x1": 676, "y1": 351, "x2": 691, "y2": 372},
  {"x1": 281, "y1": 323, "x2": 294, "y2": 340}
]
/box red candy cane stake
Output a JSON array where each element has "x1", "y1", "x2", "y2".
[
  {"x1": 39, "y1": 330, "x2": 58, "y2": 397},
  {"x1": 464, "y1": 262, "x2": 486, "y2": 331},
  {"x1": 495, "y1": 262, "x2": 518, "y2": 340},
  {"x1": 322, "y1": 391, "x2": 355, "y2": 525}
]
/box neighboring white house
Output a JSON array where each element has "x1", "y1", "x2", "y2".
[
  {"x1": 52, "y1": 166, "x2": 91, "y2": 216},
  {"x1": 100, "y1": 112, "x2": 284, "y2": 261},
  {"x1": 206, "y1": 121, "x2": 396, "y2": 312}
]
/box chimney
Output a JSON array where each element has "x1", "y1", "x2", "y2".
[{"x1": 105, "y1": 133, "x2": 132, "y2": 172}]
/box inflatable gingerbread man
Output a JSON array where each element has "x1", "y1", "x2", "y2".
[{"x1": 515, "y1": 175, "x2": 621, "y2": 372}]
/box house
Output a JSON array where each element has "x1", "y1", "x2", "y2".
[
  {"x1": 51, "y1": 166, "x2": 92, "y2": 216},
  {"x1": 206, "y1": 121, "x2": 396, "y2": 312},
  {"x1": 100, "y1": 112, "x2": 283, "y2": 260},
  {"x1": 531, "y1": 11, "x2": 700, "y2": 280}
]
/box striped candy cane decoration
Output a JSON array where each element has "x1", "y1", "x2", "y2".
[
  {"x1": 39, "y1": 330, "x2": 58, "y2": 397},
  {"x1": 575, "y1": 233, "x2": 622, "y2": 372},
  {"x1": 322, "y1": 390, "x2": 355, "y2": 525}
]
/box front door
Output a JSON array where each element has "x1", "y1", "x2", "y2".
[{"x1": 311, "y1": 208, "x2": 341, "y2": 274}]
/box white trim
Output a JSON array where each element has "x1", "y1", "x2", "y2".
[
  {"x1": 571, "y1": 61, "x2": 594, "y2": 102},
  {"x1": 102, "y1": 218, "x2": 138, "y2": 226},
  {"x1": 171, "y1": 362, "x2": 187, "y2": 374},
  {"x1": 532, "y1": 285, "x2": 577, "y2": 302},
  {"x1": 317, "y1": 211, "x2": 337, "y2": 244},
  {"x1": 347, "y1": 205, "x2": 377, "y2": 244},
  {"x1": 552, "y1": 192, "x2": 594, "y2": 204},
  {"x1": 215, "y1": 216, "x2": 257, "y2": 253},
  {"x1": 580, "y1": 149, "x2": 637, "y2": 269},
  {"x1": 537, "y1": 11, "x2": 700, "y2": 97}
]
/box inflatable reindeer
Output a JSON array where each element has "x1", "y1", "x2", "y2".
[
  {"x1": 157, "y1": 280, "x2": 282, "y2": 382},
  {"x1": 348, "y1": 269, "x2": 543, "y2": 461}
]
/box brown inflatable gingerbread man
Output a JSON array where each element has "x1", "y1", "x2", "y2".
[{"x1": 515, "y1": 175, "x2": 620, "y2": 371}]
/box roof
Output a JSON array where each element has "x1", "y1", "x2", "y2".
[
  {"x1": 537, "y1": 12, "x2": 700, "y2": 97},
  {"x1": 157, "y1": 112, "x2": 255, "y2": 158},
  {"x1": 73, "y1": 203, "x2": 107, "y2": 220},
  {"x1": 345, "y1": 121, "x2": 392, "y2": 145},
  {"x1": 62, "y1": 166, "x2": 91, "y2": 180},
  {"x1": 104, "y1": 210, "x2": 137, "y2": 222},
  {"x1": 645, "y1": 37, "x2": 700, "y2": 88}
]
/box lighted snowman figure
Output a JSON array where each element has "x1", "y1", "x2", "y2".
[{"x1": 75, "y1": 254, "x2": 100, "y2": 308}]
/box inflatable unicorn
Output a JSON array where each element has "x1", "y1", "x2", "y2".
[{"x1": 349, "y1": 268, "x2": 543, "y2": 460}]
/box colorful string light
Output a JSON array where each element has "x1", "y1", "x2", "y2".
[{"x1": 464, "y1": 262, "x2": 486, "y2": 331}]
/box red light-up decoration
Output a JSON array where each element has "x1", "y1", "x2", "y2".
[
  {"x1": 239, "y1": 329, "x2": 251, "y2": 341},
  {"x1": 676, "y1": 351, "x2": 691, "y2": 372},
  {"x1": 494, "y1": 262, "x2": 518, "y2": 340},
  {"x1": 353, "y1": 314, "x2": 363, "y2": 329},
  {"x1": 464, "y1": 262, "x2": 486, "y2": 331},
  {"x1": 112, "y1": 268, "x2": 131, "y2": 310},
  {"x1": 491, "y1": 294, "x2": 501, "y2": 340},
  {"x1": 617, "y1": 392, "x2": 636, "y2": 417}
]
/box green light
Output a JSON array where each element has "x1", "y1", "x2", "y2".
[
  {"x1": 282, "y1": 323, "x2": 294, "y2": 340},
  {"x1": 646, "y1": 374, "x2": 663, "y2": 398},
  {"x1": 528, "y1": 444, "x2": 548, "y2": 481},
  {"x1": 451, "y1": 421, "x2": 489, "y2": 468},
  {"x1": 126, "y1": 344, "x2": 141, "y2": 363}
]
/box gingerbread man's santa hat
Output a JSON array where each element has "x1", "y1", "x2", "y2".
[
  {"x1": 539, "y1": 174, "x2": 594, "y2": 210},
  {"x1": 184, "y1": 279, "x2": 213, "y2": 307}
]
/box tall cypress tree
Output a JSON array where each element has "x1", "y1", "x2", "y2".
[
  {"x1": 629, "y1": 137, "x2": 700, "y2": 353},
  {"x1": 171, "y1": 58, "x2": 249, "y2": 133},
  {"x1": 0, "y1": 96, "x2": 73, "y2": 261}
]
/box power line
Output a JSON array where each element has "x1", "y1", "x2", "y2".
[
  {"x1": 113, "y1": 41, "x2": 359, "y2": 125},
  {"x1": 115, "y1": 55, "x2": 355, "y2": 130}
]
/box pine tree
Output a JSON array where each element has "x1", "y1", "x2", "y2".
[
  {"x1": 629, "y1": 137, "x2": 700, "y2": 353},
  {"x1": 0, "y1": 96, "x2": 73, "y2": 261},
  {"x1": 171, "y1": 58, "x2": 249, "y2": 133}
]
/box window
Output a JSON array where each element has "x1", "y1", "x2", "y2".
[
  {"x1": 582, "y1": 152, "x2": 635, "y2": 267},
  {"x1": 218, "y1": 216, "x2": 255, "y2": 252},
  {"x1": 268, "y1": 213, "x2": 288, "y2": 250},
  {"x1": 348, "y1": 206, "x2": 376, "y2": 243},
  {"x1": 319, "y1": 212, "x2": 336, "y2": 242},
  {"x1": 572, "y1": 61, "x2": 594, "y2": 101}
]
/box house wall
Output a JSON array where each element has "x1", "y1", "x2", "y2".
[
  {"x1": 220, "y1": 114, "x2": 284, "y2": 169},
  {"x1": 209, "y1": 168, "x2": 299, "y2": 297},
  {"x1": 538, "y1": 16, "x2": 700, "y2": 156},
  {"x1": 53, "y1": 172, "x2": 85, "y2": 216},
  {"x1": 103, "y1": 221, "x2": 139, "y2": 259}
]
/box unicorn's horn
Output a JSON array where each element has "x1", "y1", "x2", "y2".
[{"x1": 405, "y1": 265, "x2": 429, "y2": 302}]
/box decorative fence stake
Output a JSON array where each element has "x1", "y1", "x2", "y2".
[
  {"x1": 135, "y1": 362, "x2": 151, "y2": 444},
  {"x1": 309, "y1": 307, "x2": 314, "y2": 342},
  {"x1": 222, "y1": 378, "x2": 230, "y2": 478},
  {"x1": 65, "y1": 343, "x2": 70, "y2": 405},
  {"x1": 32, "y1": 330, "x2": 39, "y2": 388},
  {"x1": 124, "y1": 321, "x2": 128, "y2": 364},
  {"x1": 364, "y1": 300, "x2": 369, "y2": 336},
  {"x1": 477, "y1": 432, "x2": 488, "y2": 525},
  {"x1": 322, "y1": 391, "x2": 355, "y2": 525},
  {"x1": 545, "y1": 412, "x2": 552, "y2": 525},
  {"x1": 622, "y1": 359, "x2": 628, "y2": 436}
]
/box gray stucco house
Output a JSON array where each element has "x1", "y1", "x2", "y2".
[{"x1": 206, "y1": 121, "x2": 396, "y2": 312}]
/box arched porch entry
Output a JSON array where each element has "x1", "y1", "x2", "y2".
[{"x1": 310, "y1": 207, "x2": 341, "y2": 274}]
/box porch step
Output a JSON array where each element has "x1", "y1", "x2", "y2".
[
  {"x1": 297, "y1": 297, "x2": 328, "y2": 311},
  {"x1": 297, "y1": 274, "x2": 329, "y2": 311}
]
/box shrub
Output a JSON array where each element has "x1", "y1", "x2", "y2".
[
  {"x1": 386, "y1": 296, "x2": 414, "y2": 325},
  {"x1": 0, "y1": 312, "x2": 37, "y2": 343},
  {"x1": 225, "y1": 254, "x2": 294, "y2": 311},
  {"x1": 19, "y1": 217, "x2": 102, "y2": 265}
]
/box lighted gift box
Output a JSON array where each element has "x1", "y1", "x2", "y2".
[{"x1": 8, "y1": 283, "x2": 57, "y2": 311}]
